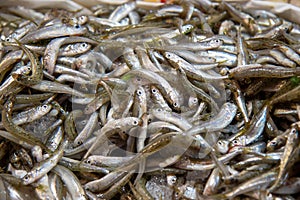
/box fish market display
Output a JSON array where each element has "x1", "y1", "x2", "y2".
[{"x1": 0, "y1": 0, "x2": 300, "y2": 199}]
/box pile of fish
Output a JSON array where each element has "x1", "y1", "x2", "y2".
[{"x1": 0, "y1": 0, "x2": 300, "y2": 199}]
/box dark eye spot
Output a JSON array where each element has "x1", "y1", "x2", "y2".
[
  {"x1": 151, "y1": 89, "x2": 157, "y2": 93},
  {"x1": 42, "y1": 105, "x2": 48, "y2": 109},
  {"x1": 270, "y1": 141, "x2": 277, "y2": 145},
  {"x1": 74, "y1": 24, "x2": 80, "y2": 29},
  {"x1": 133, "y1": 120, "x2": 138, "y2": 125},
  {"x1": 13, "y1": 152, "x2": 19, "y2": 158},
  {"x1": 23, "y1": 175, "x2": 29, "y2": 181},
  {"x1": 137, "y1": 90, "x2": 142, "y2": 95},
  {"x1": 173, "y1": 102, "x2": 178, "y2": 107},
  {"x1": 283, "y1": 26, "x2": 290, "y2": 33}
]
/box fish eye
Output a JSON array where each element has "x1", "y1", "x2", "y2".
[
  {"x1": 151, "y1": 88, "x2": 157, "y2": 93},
  {"x1": 217, "y1": 141, "x2": 223, "y2": 145},
  {"x1": 137, "y1": 90, "x2": 142, "y2": 96},
  {"x1": 86, "y1": 159, "x2": 91, "y2": 164},
  {"x1": 79, "y1": 16, "x2": 87, "y2": 21},
  {"x1": 232, "y1": 140, "x2": 238, "y2": 144},
  {"x1": 133, "y1": 120, "x2": 138, "y2": 125},
  {"x1": 77, "y1": 141, "x2": 83, "y2": 145},
  {"x1": 42, "y1": 105, "x2": 48, "y2": 109},
  {"x1": 270, "y1": 141, "x2": 277, "y2": 145},
  {"x1": 81, "y1": 43, "x2": 87, "y2": 48},
  {"x1": 170, "y1": 177, "x2": 176, "y2": 183},
  {"x1": 74, "y1": 24, "x2": 81, "y2": 29},
  {"x1": 23, "y1": 175, "x2": 29, "y2": 181},
  {"x1": 185, "y1": 26, "x2": 191, "y2": 31},
  {"x1": 283, "y1": 26, "x2": 291, "y2": 33},
  {"x1": 13, "y1": 152, "x2": 20, "y2": 158},
  {"x1": 173, "y1": 102, "x2": 178, "y2": 107},
  {"x1": 157, "y1": 108, "x2": 162, "y2": 112}
]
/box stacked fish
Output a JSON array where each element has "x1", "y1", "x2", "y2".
[{"x1": 0, "y1": 0, "x2": 300, "y2": 199}]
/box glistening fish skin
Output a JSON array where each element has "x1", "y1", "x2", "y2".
[{"x1": 0, "y1": 1, "x2": 300, "y2": 199}]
